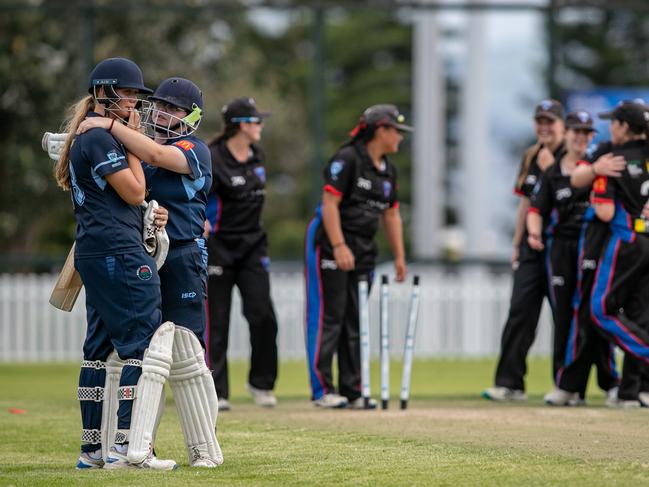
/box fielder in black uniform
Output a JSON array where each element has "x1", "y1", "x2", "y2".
[
  {"x1": 557, "y1": 101, "x2": 649, "y2": 407},
  {"x1": 305, "y1": 104, "x2": 410, "y2": 409},
  {"x1": 527, "y1": 111, "x2": 618, "y2": 406},
  {"x1": 205, "y1": 97, "x2": 278, "y2": 411},
  {"x1": 588, "y1": 102, "x2": 649, "y2": 398},
  {"x1": 483, "y1": 100, "x2": 565, "y2": 401}
]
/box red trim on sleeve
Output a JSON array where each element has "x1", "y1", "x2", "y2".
[
  {"x1": 513, "y1": 188, "x2": 525, "y2": 197},
  {"x1": 527, "y1": 207, "x2": 540, "y2": 214},
  {"x1": 391, "y1": 201, "x2": 400, "y2": 209},
  {"x1": 576, "y1": 160, "x2": 591, "y2": 166},
  {"x1": 323, "y1": 184, "x2": 343, "y2": 197},
  {"x1": 591, "y1": 197, "x2": 614, "y2": 204}
]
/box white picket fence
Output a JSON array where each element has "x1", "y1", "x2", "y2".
[{"x1": 0, "y1": 265, "x2": 554, "y2": 362}]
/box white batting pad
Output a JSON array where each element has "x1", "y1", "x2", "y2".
[
  {"x1": 100, "y1": 351, "x2": 124, "y2": 462},
  {"x1": 169, "y1": 326, "x2": 223, "y2": 467},
  {"x1": 41, "y1": 131, "x2": 67, "y2": 160},
  {"x1": 127, "y1": 321, "x2": 175, "y2": 465}
]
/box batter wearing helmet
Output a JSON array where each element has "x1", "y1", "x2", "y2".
[
  {"x1": 483, "y1": 100, "x2": 565, "y2": 401},
  {"x1": 77, "y1": 77, "x2": 222, "y2": 467},
  {"x1": 204, "y1": 97, "x2": 279, "y2": 411},
  {"x1": 304, "y1": 104, "x2": 410, "y2": 409},
  {"x1": 53, "y1": 57, "x2": 175, "y2": 470},
  {"x1": 526, "y1": 111, "x2": 619, "y2": 406}
]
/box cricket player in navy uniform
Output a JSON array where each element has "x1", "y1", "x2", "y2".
[
  {"x1": 483, "y1": 100, "x2": 565, "y2": 401},
  {"x1": 53, "y1": 57, "x2": 175, "y2": 470},
  {"x1": 526, "y1": 111, "x2": 618, "y2": 405},
  {"x1": 78, "y1": 77, "x2": 223, "y2": 467},
  {"x1": 205, "y1": 97, "x2": 279, "y2": 411},
  {"x1": 305, "y1": 104, "x2": 410, "y2": 409}
]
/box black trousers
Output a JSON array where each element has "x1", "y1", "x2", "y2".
[
  {"x1": 556, "y1": 220, "x2": 618, "y2": 394},
  {"x1": 494, "y1": 240, "x2": 547, "y2": 391},
  {"x1": 206, "y1": 232, "x2": 278, "y2": 399},
  {"x1": 591, "y1": 231, "x2": 649, "y2": 365}
]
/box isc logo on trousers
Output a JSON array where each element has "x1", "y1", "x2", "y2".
[{"x1": 181, "y1": 292, "x2": 197, "y2": 299}]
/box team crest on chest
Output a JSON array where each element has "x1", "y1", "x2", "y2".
[
  {"x1": 254, "y1": 166, "x2": 266, "y2": 183},
  {"x1": 383, "y1": 180, "x2": 392, "y2": 198}
]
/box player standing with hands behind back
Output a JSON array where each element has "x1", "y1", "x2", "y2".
[
  {"x1": 205, "y1": 97, "x2": 279, "y2": 411},
  {"x1": 305, "y1": 104, "x2": 410, "y2": 409}
]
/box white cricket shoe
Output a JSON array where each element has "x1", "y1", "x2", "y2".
[
  {"x1": 638, "y1": 391, "x2": 649, "y2": 408},
  {"x1": 247, "y1": 383, "x2": 277, "y2": 408},
  {"x1": 218, "y1": 398, "x2": 231, "y2": 411},
  {"x1": 544, "y1": 388, "x2": 579, "y2": 406},
  {"x1": 76, "y1": 450, "x2": 104, "y2": 469},
  {"x1": 347, "y1": 397, "x2": 378, "y2": 410},
  {"x1": 105, "y1": 445, "x2": 177, "y2": 470},
  {"x1": 191, "y1": 458, "x2": 221, "y2": 468},
  {"x1": 481, "y1": 386, "x2": 527, "y2": 402},
  {"x1": 313, "y1": 393, "x2": 349, "y2": 409}
]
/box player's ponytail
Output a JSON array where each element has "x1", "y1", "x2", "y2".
[
  {"x1": 54, "y1": 95, "x2": 95, "y2": 190},
  {"x1": 207, "y1": 123, "x2": 240, "y2": 147}
]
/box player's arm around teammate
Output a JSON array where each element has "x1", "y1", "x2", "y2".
[
  {"x1": 79, "y1": 78, "x2": 223, "y2": 467},
  {"x1": 204, "y1": 97, "x2": 279, "y2": 411},
  {"x1": 482, "y1": 100, "x2": 565, "y2": 402},
  {"x1": 54, "y1": 58, "x2": 176, "y2": 470},
  {"x1": 305, "y1": 104, "x2": 411, "y2": 410}
]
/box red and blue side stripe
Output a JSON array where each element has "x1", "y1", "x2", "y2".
[{"x1": 304, "y1": 205, "x2": 327, "y2": 400}]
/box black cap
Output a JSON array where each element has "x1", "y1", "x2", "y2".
[
  {"x1": 87, "y1": 57, "x2": 153, "y2": 94},
  {"x1": 222, "y1": 97, "x2": 270, "y2": 124},
  {"x1": 534, "y1": 99, "x2": 564, "y2": 121},
  {"x1": 598, "y1": 100, "x2": 649, "y2": 130},
  {"x1": 361, "y1": 104, "x2": 414, "y2": 132},
  {"x1": 565, "y1": 110, "x2": 596, "y2": 132}
]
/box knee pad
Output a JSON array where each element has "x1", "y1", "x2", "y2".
[
  {"x1": 127, "y1": 321, "x2": 175, "y2": 465},
  {"x1": 169, "y1": 326, "x2": 223, "y2": 466}
]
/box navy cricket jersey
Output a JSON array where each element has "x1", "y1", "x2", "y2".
[
  {"x1": 319, "y1": 140, "x2": 399, "y2": 242},
  {"x1": 143, "y1": 135, "x2": 212, "y2": 243},
  {"x1": 69, "y1": 112, "x2": 143, "y2": 257},
  {"x1": 529, "y1": 155, "x2": 590, "y2": 239},
  {"x1": 591, "y1": 139, "x2": 649, "y2": 223},
  {"x1": 205, "y1": 140, "x2": 266, "y2": 235}
]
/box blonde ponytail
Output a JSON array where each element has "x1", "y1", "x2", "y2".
[{"x1": 54, "y1": 95, "x2": 95, "y2": 190}]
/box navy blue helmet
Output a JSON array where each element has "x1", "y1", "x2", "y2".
[
  {"x1": 148, "y1": 77, "x2": 203, "y2": 112},
  {"x1": 87, "y1": 57, "x2": 152, "y2": 95}
]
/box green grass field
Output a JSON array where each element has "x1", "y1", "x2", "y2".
[{"x1": 2, "y1": 357, "x2": 649, "y2": 486}]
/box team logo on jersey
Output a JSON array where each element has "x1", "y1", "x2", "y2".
[
  {"x1": 231, "y1": 176, "x2": 246, "y2": 186},
  {"x1": 551, "y1": 276, "x2": 565, "y2": 287},
  {"x1": 174, "y1": 140, "x2": 195, "y2": 151},
  {"x1": 330, "y1": 160, "x2": 344, "y2": 180},
  {"x1": 581, "y1": 259, "x2": 597, "y2": 270},
  {"x1": 383, "y1": 181, "x2": 392, "y2": 198},
  {"x1": 641, "y1": 180, "x2": 649, "y2": 197},
  {"x1": 627, "y1": 162, "x2": 643, "y2": 178},
  {"x1": 357, "y1": 177, "x2": 372, "y2": 190},
  {"x1": 593, "y1": 176, "x2": 607, "y2": 193},
  {"x1": 555, "y1": 188, "x2": 572, "y2": 200},
  {"x1": 106, "y1": 150, "x2": 123, "y2": 167},
  {"x1": 136, "y1": 265, "x2": 153, "y2": 281},
  {"x1": 254, "y1": 166, "x2": 266, "y2": 183},
  {"x1": 525, "y1": 174, "x2": 537, "y2": 186}
]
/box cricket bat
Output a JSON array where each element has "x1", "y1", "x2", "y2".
[{"x1": 49, "y1": 243, "x2": 83, "y2": 312}]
